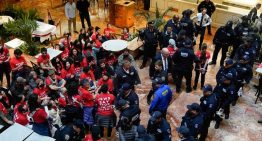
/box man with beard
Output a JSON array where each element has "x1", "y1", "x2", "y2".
[
  {"x1": 199, "y1": 84, "x2": 218, "y2": 141},
  {"x1": 0, "y1": 41, "x2": 10, "y2": 88},
  {"x1": 116, "y1": 83, "x2": 139, "y2": 108},
  {"x1": 147, "y1": 111, "x2": 171, "y2": 141},
  {"x1": 181, "y1": 103, "x2": 204, "y2": 140}
]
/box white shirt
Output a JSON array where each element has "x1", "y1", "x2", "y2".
[
  {"x1": 65, "y1": 2, "x2": 76, "y2": 19},
  {"x1": 161, "y1": 54, "x2": 168, "y2": 71},
  {"x1": 192, "y1": 13, "x2": 212, "y2": 27}
]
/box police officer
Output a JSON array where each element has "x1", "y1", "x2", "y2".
[
  {"x1": 180, "y1": 9, "x2": 196, "y2": 41},
  {"x1": 117, "y1": 99, "x2": 141, "y2": 129},
  {"x1": 116, "y1": 83, "x2": 139, "y2": 108},
  {"x1": 136, "y1": 125, "x2": 156, "y2": 141},
  {"x1": 173, "y1": 39, "x2": 199, "y2": 93},
  {"x1": 216, "y1": 58, "x2": 237, "y2": 85},
  {"x1": 198, "y1": 0, "x2": 216, "y2": 35},
  {"x1": 232, "y1": 55, "x2": 253, "y2": 106},
  {"x1": 199, "y1": 84, "x2": 218, "y2": 141},
  {"x1": 231, "y1": 16, "x2": 252, "y2": 59},
  {"x1": 115, "y1": 60, "x2": 141, "y2": 90},
  {"x1": 147, "y1": 60, "x2": 168, "y2": 104},
  {"x1": 214, "y1": 73, "x2": 235, "y2": 129},
  {"x1": 149, "y1": 82, "x2": 172, "y2": 118},
  {"x1": 140, "y1": 21, "x2": 161, "y2": 69},
  {"x1": 209, "y1": 21, "x2": 235, "y2": 66},
  {"x1": 164, "y1": 15, "x2": 181, "y2": 34},
  {"x1": 176, "y1": 126, "x2": 196, "y2": 141},
  {"x1": 147, "y1": 111, "x2": 172, "y2": 141},
  {"x1": 160, "y1": 26, "x2": 177, "y2": 49},
  {"x1": 181, "y1": 103, "x2": 204, "y2": 139}
]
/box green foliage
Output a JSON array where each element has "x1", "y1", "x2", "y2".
[
  {"x1": 134, "y1": 2, "x2": 173, "y2": 31},
  {"x1": 2, "y1": 5, "x2": 40, "y2": 20},
  {"x1": 19, "y1": 42, "x2": 40, "y2": 56}
]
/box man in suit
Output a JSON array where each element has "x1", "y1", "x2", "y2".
[{"x1": 198, "y1": 0, "x2": 216, "y2": 35}]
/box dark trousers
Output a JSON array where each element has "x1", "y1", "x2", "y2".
[
  {"x1": 194, "y1": 70, "x2": 206, "y2": 88},
  {"x1": 215, "y1": 104, "x2": 230, "y2": 126},
  {"x1": 176, "y1": 70, "x2": 192, "y2": 91},
  {"x1": 195, "y1": 26, "x2": 206, "y2": 49},
  {"x1": 212, "y1": 44, "x2": 229, "y2": 66},
  {"x1": 144, "y1": 0, "x2": 150, "y2": 10},
  {"x1": 142, "y1": 44, "x2": 157, "y2": 66},
  {"x1": 80, "y1": 12, "x2": 91, "y2": 29},
  {"x1": 0, "y1": 62, "x2": 11, "y2": 88},
  {"x1": 199, "y1": 117, "x2": 212, "y2": 141}
]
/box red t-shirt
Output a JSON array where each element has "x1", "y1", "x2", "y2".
[
  {"x1": 104, "y1": 28, "x2": 115, "y2": 38},
  {"x1": 61, "y1": 48, "x2": 70, "y2": 59},
  {"x1": 14, "y1": 112, "x2": 29, "y2": 126},
  {"x1": 195, "y1": 50, "x2": 211, "y2": 65},
  {"x1": 121, "y1": 33, "x2": 130, "y2": 40},
  {"x1": 0, "y1": 47, "x2": 9, "y2": 62},
  {"x1": 60, "y1": 65, "x2": 75, "y2": 79},
  {"x1": 32, "y1": 108, "x2": 47, "y2": 123},
  {"x1": 91, "y1": 32, "x2": 97, "y2": 41},
  {"x1": 10, "y1": 56, "x2": 27, "y2": 71},
  {"x1": 14, "y1": 101, "x2": 27, "y2": 113},
  {"x1": 78, "y1": 87, "x2": 94, "y2": 107},
  {"x1": 80, "y1": 72, "x2": 95, "y2": 81},
  {"x1": 97, "y1": 78, "x2": 114, "y2": 92},
  {"x1": 95, "y1": 93, "x2": 115, "y2": 116},
  {"x1": 46, "y1": 75, "x2": 63, "y2": 86},
  {"x1": 95, "y1": 40, "x2": 102, "y2": 48},
  {"x1": 37, "y1": 54, "x2": 50, "y2": 66},
  {"x1": 33, "y1": 87, "x2": 49, "y2": 99},
  {"x1": 0, "y1": 102, "x2": 8, "y2": 115}
]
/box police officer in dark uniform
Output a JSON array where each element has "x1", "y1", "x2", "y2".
[
  {"x1": 232, "y1": 55, "x2": 253, "y2": 106},
  {"x1": 231, "y1": 16, "x2": 252, "y2": 59},
  {"x1": 173, "y1": 39, "x2": 199, "y2": 93},
  {"x1": 216, "y1": 58, "x2": 237, "y2": 85},
  {"x1": 181, "y1": 103, "x2": 204, "y2": 140},
  {"x1": 160, "y1": 26, "x2": 177, "y2": 49},
  {"x1": 176, "y1": 126, "x2": 196, "y2": 141},
  {"x1": 136, "y1": 125, "x2": 156, "y2": 141},
  {"x1": 140, "y1": 21, "x2": 161, "y2": 69},
  {"x1": 209, "y1": 21, "x2": 235, "y2": 66},
  {"x1": 117, "y1": 99, "x2": 141, "y2": 141},
  {"x1": 198, "y1": 0, "x2": 216, "y2": 35},
  {"x1": 116, "y1": 83, "x2": 139, "y2": 108},
  {"x1": 147, "y1": 111, "x2": 172, "y2": 141},
  {"x1": 214, "y1": 73, "x2": 235, "y2": 129},
  {"x1": 164, "y1": 15, "x2": 181, "y2": 34},
  {"x1": 180, "y1": 9, "x2": 196, "y2": 42},
  {"x1": 199, "y1": 84, "x2": 218, "y2": 141},
  {"x1": 147, "y1": 60, "x2": 168, "y2": 104},
  {"x1": 115, "y1": 60, "x2": 141, "y2": 90}
]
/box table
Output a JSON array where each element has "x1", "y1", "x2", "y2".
[
  {"x1": 25, "y1": 132, "x2": 55, "y2": 141},
  {"x1": 35, "y1": 48, "x2": 62, "y2": 60},
  {"x1": 102, "y1": 39, "x2": 128, "y2": 52},
  {"x1": 4, "y1": 38, "x2": 25, "y2": 49},
  {"x1": 0, "y1": 123, "x2": 33, "y2": 141},
  {"x1": 32, "y1": 21, "x2": 56, "y2": 43},
  {"x1": 0, "y1": 16, "x2": 14, "y2": 25}
]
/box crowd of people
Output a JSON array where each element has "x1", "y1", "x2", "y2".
[{"x1": 0, "y1": 0, "x2": 261, "y2": 141}]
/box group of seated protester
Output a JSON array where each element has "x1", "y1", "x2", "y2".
[{"x1": 0, "y1": 25, "x2": 144, "y2": 141}]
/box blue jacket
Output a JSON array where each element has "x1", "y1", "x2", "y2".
[
  {"x1": 200, "y1": 94, "x2": 218, "y2": 119},
  {"x1": 234, "y1": 62, "x2": 253, "y2": 84},
  {"x1": 149, "y1": 85, "x2": 172, "y2": 114},
  {"x1": 214, "y1": 83, "x2": 235, "y2": 108},
  {"x1": 181, "y1": 112, "x2": 204, "y2": 138},
  {"x1": 216, "y1": 66, "x2": 238, "y2": 84}
]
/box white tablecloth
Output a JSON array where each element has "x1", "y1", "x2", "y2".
[
  {"x1": 0, "y1": 16, "x2": 14, "y2": 25},
  {"x1": 4, "y1": 38, "x2": 25, "y2": 49},
  {"x1": 25, "y1": 132, "x2": 55, "y2": 141},
  {"x1": 0, "y1": 123, "x2": 33, "y2": 141},
  {"x1": 35, "y1": 48, "x2": 62, "y2": 60},
  {"x1": 32, "y1": 21, "x2": 56, "y2": 43},
  {"x1": 102, "y1": 39, "x2": 128, "y2": 52}
]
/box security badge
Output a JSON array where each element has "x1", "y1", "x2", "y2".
[
  {"x1": 195, "y1": 124, "x2": 199, "y2": 128},
  {"x1": 203, "y1": 100, "x2": 207, "y2": 105}
]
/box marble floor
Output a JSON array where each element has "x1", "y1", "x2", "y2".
[{"x1": 2, "y1": 0, "x2": 262, "y2": 141}]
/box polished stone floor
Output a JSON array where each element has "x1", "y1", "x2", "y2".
[{"x1": 2, "y1": 0, "x2": 262, "y2": 141}]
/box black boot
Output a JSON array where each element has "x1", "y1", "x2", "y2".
[
  {"x1": 214, "y1": 122, "x2": 220, "y2": 129},
  {"x1": 225, "y1": 114, "x2": 229, "y2": 119}
]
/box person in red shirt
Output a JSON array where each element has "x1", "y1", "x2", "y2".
[
  {"x1": 121, "y1": 27, "x2": 130, "y2": 41},
  {"x1": 28, "y1": 94, "x2": 49, "y2": 136},
  {"x1": 0, "y1": 42, "x2": 11, "y2": 88},
  {"x1": 37, "y1": 48, "x2": 54, "y2": 76},
  {"x1": 80, "y1": 66, "x2": 95, "y2": 81},
  {"x1": 91, "y1": 26, "x2": 101, "y2": 41},
  {"x1": 193, "y1": 43, "x2": 211, "y2": 90},
  {"x1": 97, "y1": 73, "x2": 114, "y2": 93},
  {"x1": 0, "y1": 90, "x2": 13, "y2": 127},
  {"x1": 95, "y1": 84, "x2": 115, "y2": 138},
  {"x1": 33, "y1": 79, "x2": 49, "y2": 99},
  {"x1": 95, "y1": 34, "x2": 103, "y2": 49},
  {"x1": 79, "y1": 79, "x2": 94, "y2": 130},
  {"x1": 10, "y1": 48, "x2": 28, "y2": 80},
  {"x1": 60, "y1": 60, "x2": 75, "y2": 79},
  {"x1": 14, "y1": 95, "x2": 26, "y2": 113},
  {"x1": 46, "y1": 70, "x2": 67, "y2": 98},
  {"x1": 104, "y1": 23, "x2": 116, "y2": 39},
  {"x1": 14, "y1": 104, "x2": 29, "y2": 126}
]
